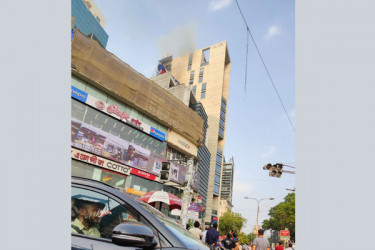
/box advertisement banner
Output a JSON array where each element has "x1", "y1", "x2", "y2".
[
  {"x1": 130, "y1": 168, "x2": 157, "y2": 181},
  {"x1": 71, "y1": 119, "x2": 199, "y2": 186},
  {"x1": 71, "y1": 148, "x2": 132, "y2": 175},
  {"x1": 167, "y1": 130, "x2": 198, "y2": 156},
  {"x1": 71, "y1": 86, "x2": 88, "y2": 103},
  {"x1": 83, "y1": 93, "x2": 166, "y2": 141},
  {"x1": 150, "y1": 127, "x2": 165, "y2": 142}
]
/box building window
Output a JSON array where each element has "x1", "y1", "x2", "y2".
[
  {"x1": 214, "y1": 184, "x2": 220, "y2": 195},
  {"x1": 215, "y1": 163, "x2": 221, "y2": 174},
  {"x1": 192, "y1": 86, "x2": 196, "y2": 95},
  {"x1": 199, "y1": 68, "x2": 204, "y2": 83},
  {"x1": 187, "y1": 53, "x2": 193, "y2": 71},
  {"x1": 214, "y1": 173, "x2": 221, "y2": 184},
  {"x1": 189, "y1": 70, "x2": 195, "y2": 85},
  {"x1": 220, "y1": 109, "x2": 225, "y2": 119},
  {"x1": 201, "y1": 48, "x2": 210, "y2": 66},
  {"x1": 200, "y1": 82, "x2": 206, "y2": 99},
  {"x1": 95, "y1": 16, "x2": 101, "y2": 24},
  {"x1": 219, "y1": 117, "x2": 225, "y2": 128},
  {"x1": 219, "y1": 127, "x2": 224, "y2": 138},
  {"x1": 221, "y1": 97, "x2": 227, "y2": 111},
  {"x1": 216, "y1": 150, "x2": 222, "y2": 164}
]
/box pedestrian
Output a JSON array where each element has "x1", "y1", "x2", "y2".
[
  {"x1": 284, "y1": 243, "x2": 293, "y2": 250},
  {"x1": 252, "y1": 229, "x2": 270, "y2": 250},
  {"x1": 275, "y1": 241, "x2": 284, "y2": 250},
  {"x1": 202, "y1": 225, "x2": 210, "y2": 244},
  {"x1": 206, "y1": 222, "x2": 220, "y2": 249},
  {"x1": 189, "y1": 221, "x2": 203, "y2": 240}
]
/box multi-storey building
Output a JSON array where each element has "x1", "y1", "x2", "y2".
[
  {"x1": 221, "y1": 157, "x2": 234, "y2": 202},
  {"x1": 71, "y1": 30, "x2": 204, "y2": 218},
  {"x1": 219, "y1": 157, "x2": 234, "y2": 217},
  {"x1": 159, "y1": 41, "x2": 231, "y2": 224},
  {"x1": 150, "y1": 71, "x2": 211, "y2": 209},
  {"x1": 71, "y1": 0, "x2": 109, "y2": 48}
]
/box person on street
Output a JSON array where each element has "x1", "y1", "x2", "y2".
[
  {"x1": 252, "y1": 229, "x2": 270, "y2": 250},
  {"x1": 275, "y1": 241, "x2": 284, "y2": 250},
  {"x1": 284, "y1": 243, "x2": 293, "y2": 250},
  {"x1": 202, "y1": 225, "x2": 210, "y2": 243},
  {"x1": 71, "y1": 199, "x2": 105, "y2": 237},
  {"x1": 206, "y1": 222, "x2": 220, "y2": 249},
  {"x1": 189, "y1": 221, "x2": 203, "y2": 240},
  {"x1": 220, "y1": 233, "x2": 235, "y2": 250}
]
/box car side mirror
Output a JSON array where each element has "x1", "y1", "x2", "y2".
[{"x1": 112, "y1": 222, "x2": 157, "y2": 248}]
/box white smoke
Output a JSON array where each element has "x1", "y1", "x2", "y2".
[{"x1": 157, "y1": 22, "x2": 197, "y2": 58}]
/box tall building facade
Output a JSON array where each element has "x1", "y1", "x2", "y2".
[
  {"x1": 71, "y1": 30, "x2": 204, "y2": 220},
  {"x1": 163, "y1": 41, "x2": 231, "y2": 224},
  {"x1": 150, "y1": 72, "x2": 211, "y2": 208},
  {"x1": 221, "y1": 157, "x2": 234, "y2": 203},
  {"x1": 71, "y1": 0, "x2": 109, "y2": 48}
]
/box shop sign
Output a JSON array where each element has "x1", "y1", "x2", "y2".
[
  {"x1": 150, "y1": 127, "x2": 165, "y2": 142},
  {"x1": 126, "y1": 187, "x2": 146, "y2": 196},
  {"x1": 130, "y1": 168, "x2": 157, "y2": 181},
  {"x1": 71, "y1": 148, "x2": 132, "y2": 175},
  {"x1": 187, "y1": 210, "x2": 199, "y2": 220},
  {"x1": 167, "y1": 130, "x2": 198, "y2": 156},
  {"x1": 280, "y1": 230, "x2": 290, "y2": 239},
  {"x1": 212, "y1": 216, "x2": 218, "y2": 222},
  {"x1": 73, "y1": 86, "x2": 166, "y2": 142},
  {"x1": 71, "y1": 86, "x2": 88, "y2": 103}
]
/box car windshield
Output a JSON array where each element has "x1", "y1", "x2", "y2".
[{"x1": 136, "y1": 200, "x2": 209, "y2": 250}]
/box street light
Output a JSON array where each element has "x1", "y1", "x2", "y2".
[{"x1": 244, "y1": 197, "x2": 274, "y2": 229}]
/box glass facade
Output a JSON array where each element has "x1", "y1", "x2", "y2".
[
  {"x1": 213, "y1": 184, "x2": 220, "y2": 195},
  {"x1": 72, "y1": 160, "x2": 127, "y2": 192},
  {"x1": 72, "y1": 0, "x2": 109, "y2": 48},
  {"x1": 72, "y1": 98, "x2": 167, "y2": 156},
  {"x1": 72, "y1": 77, "x2": 168, "y2": 134}
]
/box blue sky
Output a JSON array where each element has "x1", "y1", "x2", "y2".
[{"x1": 94, "y1": 0, "x2": 295, "y2": 234}]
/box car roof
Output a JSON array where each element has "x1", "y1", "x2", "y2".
[{"x1": 71, "y1": 176, "x2": 187, "y2": 248}]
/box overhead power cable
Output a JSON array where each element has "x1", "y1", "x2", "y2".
[{"x1": 234, "y1": 0, "x2": 295, "y2": 132}]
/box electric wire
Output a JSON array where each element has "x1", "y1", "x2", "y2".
[{"x1": 234, "y1": 0, "x2": 296, "y2": 132}]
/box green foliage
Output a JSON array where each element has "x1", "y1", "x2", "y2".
[
  {"x1": 238, "y1": 232, "x2": 248, "y2": 244},
  {"x1": 237, "y1": 232, "x2": 256, "y2": 244},
  {"x1": 247, "y1": 233, "x2": 256, "y2": 243},
  {"x1": 262, "y1": 193, "x2": 295, "y2": 241},
  {"x1": 218, "y1": 210, "x2": 247, "y2": 235}
]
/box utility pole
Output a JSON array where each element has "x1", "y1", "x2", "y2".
[{"x1": 179, "y1": 156, "x2": 195, "y2": 228}]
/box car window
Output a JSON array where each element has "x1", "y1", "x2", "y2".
[
  {"x1": 71, "y1": 187, "x2": 140, "y2": 239},
  {"x1": 136, "y1": 200, "x2": 208, "y2": 250}
]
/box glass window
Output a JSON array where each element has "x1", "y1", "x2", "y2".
[
  {"x1": 219, "y1": 117, "x2": 225, "y2": 128},
  {"x1": 187, "y1": 53, "x2": 193, "y2": 71},
  {"x1": 215, "y1": 163, "x2": 221, "y2": 174},
  {"x1": 201, "y1": 48, "x2": 210, "y2": 66},
  {"x1": 216, "y1": 154, "x2": 222, "y2": 164},
  {"x1": 214, "y1": 184, "x2": 220, "y2": 194},
  {"x1": 71, "y1": 99, "x2": 167, "y2": 157},
  {"x1": 214, "y1": 174, "x2": 221, "y2": 184},
  {"x1": 198, "y1": 68, "x2": 204, "y2": 83},
  {"x1": 192, "y1": 86, "x2": 196, "y2": 95},
  {"x1": 221, "y1": 98, "x2": 227, "y2": 111},
  {"x1": 220, "y1": 109, "x2": 225, "y2": 119},
  {"x1": 201, "y1": 83, "x2": 206, "y2": 91},
  {"x1": 71, "y1": 187, "x2": 140, "y2": 239},
  {"x1": 200, "y1": 91, "x2": 206, "y2": 99},
  {"x1": 219, "y1": 127, "x2": 224, "y2": 137},
  {"x1": 189, "y1": 70, "x2": 195, "y2": 85}
]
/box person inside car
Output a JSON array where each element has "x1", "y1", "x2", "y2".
[{"x1": 71, "y1": 199, "x2": 105, "y2": 237}]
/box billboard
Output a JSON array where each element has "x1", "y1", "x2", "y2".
[{"x1": 71, "y1": 119, "x2": 199, "y2": 186}]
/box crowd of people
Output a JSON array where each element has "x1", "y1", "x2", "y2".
[{"x1": 187, "y1": 221, "x2": 294, "y2": 250}]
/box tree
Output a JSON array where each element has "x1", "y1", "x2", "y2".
[
  {"x1": 247, "y1": 233, "x2": 256, "y2": 243},
  {"x1": 218, "y1": 210, "x2": 247, "y2": 235},
  {"x1": 262, "y1": 193, "x2": 295, "y2": 242}
]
